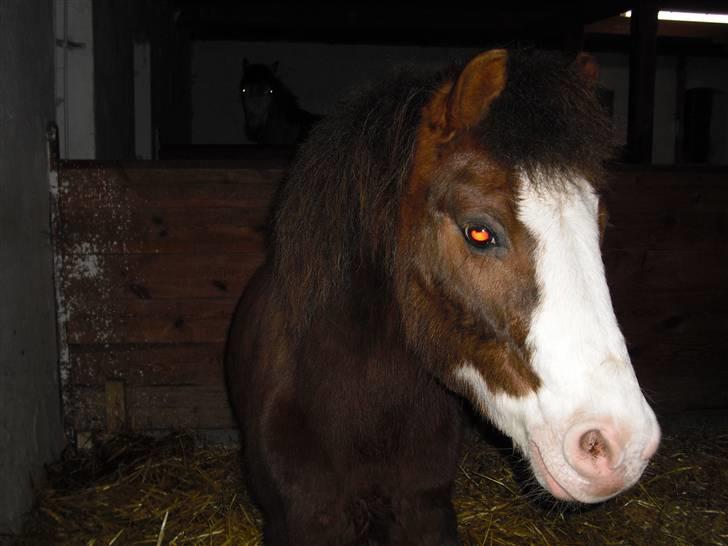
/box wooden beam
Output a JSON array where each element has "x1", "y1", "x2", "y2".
[
  {"x1": 105, "y1": 380, "x2": 127, "y2": 432},
  {"x1": 626, "y1": 0, "x2": 659, "y2": 163},
  {"x1": 674, "y1": 55, "x2": 686, "y2": 163}
]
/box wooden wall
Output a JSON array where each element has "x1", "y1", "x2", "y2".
[
  {"x1": 53, "y1": 162, "x2": 281, "y2": 439},
  {"x1": 52, "y1": 163, "x2": 728, "y2": 439},
  {"x1": 602, "y1": 167, "x2": 728, "y2": 413}
]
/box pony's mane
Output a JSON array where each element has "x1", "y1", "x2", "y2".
[
  {"x1": 271, "y1": 51, "x2": 614, "y2": 335},
  {"x1": 271, "y1": 69, "x2": 440, "y2": 333},
  {"x1": 477, "y1": 49, "x2": 614, "y2": 184}
]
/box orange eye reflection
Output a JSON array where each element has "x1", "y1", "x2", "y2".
[{"x1": 464, "y1": 225, "x2": 495, "y2": 247}]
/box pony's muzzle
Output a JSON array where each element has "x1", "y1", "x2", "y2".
[{"x1": 561, "y1": 418, "x2": 659, "y2": 499}]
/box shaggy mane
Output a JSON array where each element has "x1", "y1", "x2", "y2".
[
  {"x1": 478, "y1": 49, "x2": 614, "y2": 183},
  {"x1": 271, "y1": 69, "x2": 440, "y2": 334},
  {"x1": 271, "y1": 51, "x2": 614, "y2": 335}
]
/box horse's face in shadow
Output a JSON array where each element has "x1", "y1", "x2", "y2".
[
  {"x1": 396, "y1": 50, "x2": 660, "y2": 504},
  {"x1": 240, "y1": 61, "x2": 278, "y2": 139}
]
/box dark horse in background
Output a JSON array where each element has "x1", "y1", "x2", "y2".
[
  {"x1": 226, "y1": 49, "x2": 661, "y2": 545},
  {"x1": 240, "y1": 59, "x2": 322, "y2": 146}
]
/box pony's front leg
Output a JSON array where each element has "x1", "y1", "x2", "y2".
[
  {"x1": 258, "y1": 500, "x2": 351, "y2": 546},
  {"x1": 282, "y1": 489, "x2": 458, "y2": 546},
  {"x1": 390, "y1": 487, "x2": 459, "y2": 546},
  {"x1": 258, "y1": 400, "x2": 356, "y2": 546},
  {"x1": 281, "y1": 492, "x2": 358, "y2": 546}
]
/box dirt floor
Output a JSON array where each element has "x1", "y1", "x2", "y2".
[{"x1": 13, "y1": 412, "x2": 728, "y2": 545}]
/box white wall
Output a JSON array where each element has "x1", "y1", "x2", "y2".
[
  {"x1": 190, "y1": 41, "x2": 481, "y2": 145},
  {"x1": 583, "y1": 52, "x2": 726, "y2": 165},
  {"x1": 190, "y1": 42, "x2": 728, "y2": 164},
  {"x1": 593, "y1": 52, "x2": 630, "y2": 148}
]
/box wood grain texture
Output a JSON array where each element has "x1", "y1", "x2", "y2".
[
  {"x1": 54, "y1": 163, "x2": 728, "y2": 434},
  {"x1": 56, "y1": 163, "x2": 278, "y2": 435},
  {"x1": 68, "y1": 384, "x2": 236, "y2": 431},
  {"x1": 67, "y1": 343, "x2": 224, "y2": 387},
  {"x1": 62, "y1": 253, "x2": 263, "y2": 301}
]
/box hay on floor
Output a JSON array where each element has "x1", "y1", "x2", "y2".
[{"x1": 17, "y1": 425, "x2": 728, "y2": 545}]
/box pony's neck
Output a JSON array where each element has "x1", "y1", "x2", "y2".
[{"x1": 261, "y1": 106, "x2": 303, "y2": 145}]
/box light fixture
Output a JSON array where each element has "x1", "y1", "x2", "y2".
[{"x1": 621, "y1": 10, "x2": 728, "y2": 24}]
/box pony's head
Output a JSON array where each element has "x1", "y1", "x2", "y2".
[
  {"x1": 271, "y1": 49, "x2": 660, "y2": 504},
  {"x1": 396, "y1": 49, "x2": 660, "y2": 503},
  {"x1": 240, "y1": 59, "x2": 280, "y2": 140}
]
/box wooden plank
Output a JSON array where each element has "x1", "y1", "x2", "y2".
[
  {"x1": 59, "y1": 207, "x2": 268, "y2": 255},
  {"x1": 614, "y1": 290, "x2": 728, "y2": 331},
  {"x1": 59, "y1": 164, "x2": 284, "y2": 183},
  {"x1": 67, "y1": 384, "x2": 236, "y2": 432},
  {"x1": 105, "y1": 380, "x2": 127, "y2": 432},
  {"x1": 640, "y1": 250, "x2": 728, "y2": 292},
  {"x1": 65, "y1": 299, "x2": 236, "y2": 345},
  {"x1": 603, "y1": 249, "x2": 645, "y2": 293},
  {"x1": 604, "y1": 249, "x2": 728, "y2": 293},
  {"x1": 58, "y1": 168, "x2": 280, "y2": 211},
  {"x1": 122, "y1": 166, "x2": 284, "y2": 186},
  {"x1": 603, "y1": 208, "x2": 728, "y2": 251},
  {"x1": 67, "y1": 343, "x2": 224, "y2": 387},
  {"x1": 605, "y1": 171, "x2": 728, "y2": 212},
  {"x1": 613, "y1": 289, "x2": 728, "y2": 412},
  {"x1": 634, "y1": 341, "x2": 728, "y2": 412},
  {"x1": 602, "y1": 172, "x2": 728, "y2": 251},
  {"x1": 127, "y1": 385, "x2": 236, "y2": 430},
  {"x1": 61, "y1": 253, "x2": 263, "y2": 301}
]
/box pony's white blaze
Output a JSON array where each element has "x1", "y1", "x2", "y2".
[{"x1": 459, "y1": 176, "x2": 660, "y2": 503}]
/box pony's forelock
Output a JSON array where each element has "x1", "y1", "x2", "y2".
[{"x1": 477, "y1": 49, "x2": 614, "y2": 188}]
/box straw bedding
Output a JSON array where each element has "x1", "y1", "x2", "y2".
[{"x1": 16, "y1": 421, "x2": 728, "y2": 545}]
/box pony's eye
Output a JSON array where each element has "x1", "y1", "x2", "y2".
[
  {"x1": 463, "y1": 224, "x2": 496, "y2": 248},
  {"x1": 267, "y1": 88, "x2": 274, "y2": 94},
  {"x1": 241, "y1": 87, "x2": 247, "y2": 94}
]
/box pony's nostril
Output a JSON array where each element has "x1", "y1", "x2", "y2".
[
  {"x1": 566, "y1": 423, "x2": 625, "y2": 479},
  {"x1": 578, "y1": 428, "x2": 626, "y2": 469},
  {"x1": 579, "y1": 429, "x2": 610, "y2": 461}
]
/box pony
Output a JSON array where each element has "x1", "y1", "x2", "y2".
[
  {"x1": 239, "y1": 59, "x2": 321, "y2": 146},
  {"x1": 225, "y1": 49, "x2": 661, "y2": 545}
]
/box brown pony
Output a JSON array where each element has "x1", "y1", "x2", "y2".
[
  {"x1": 240, "y1": 60, "x2": 322, "y2": 146},
  {"x1": 225, "y1": 49, "x2": 661, "y2": 545}
]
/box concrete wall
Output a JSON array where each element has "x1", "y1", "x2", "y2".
[
  {"x1": 0, "y1": 0, "x2": 65, "y2": 535},
  {"x1": 54, "y1": 0, "x2": 96, "y2": 159}
]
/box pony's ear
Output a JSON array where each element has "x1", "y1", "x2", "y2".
[
  {"x1": 574, "y1": 52, "x2": 600, "y2": 86},
  {"x1": 271, "y1": 61, "x2": 279, "y2": 73},
  {"x1": 446, "y1": 49, "x2": 508, "y2": 131}
]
